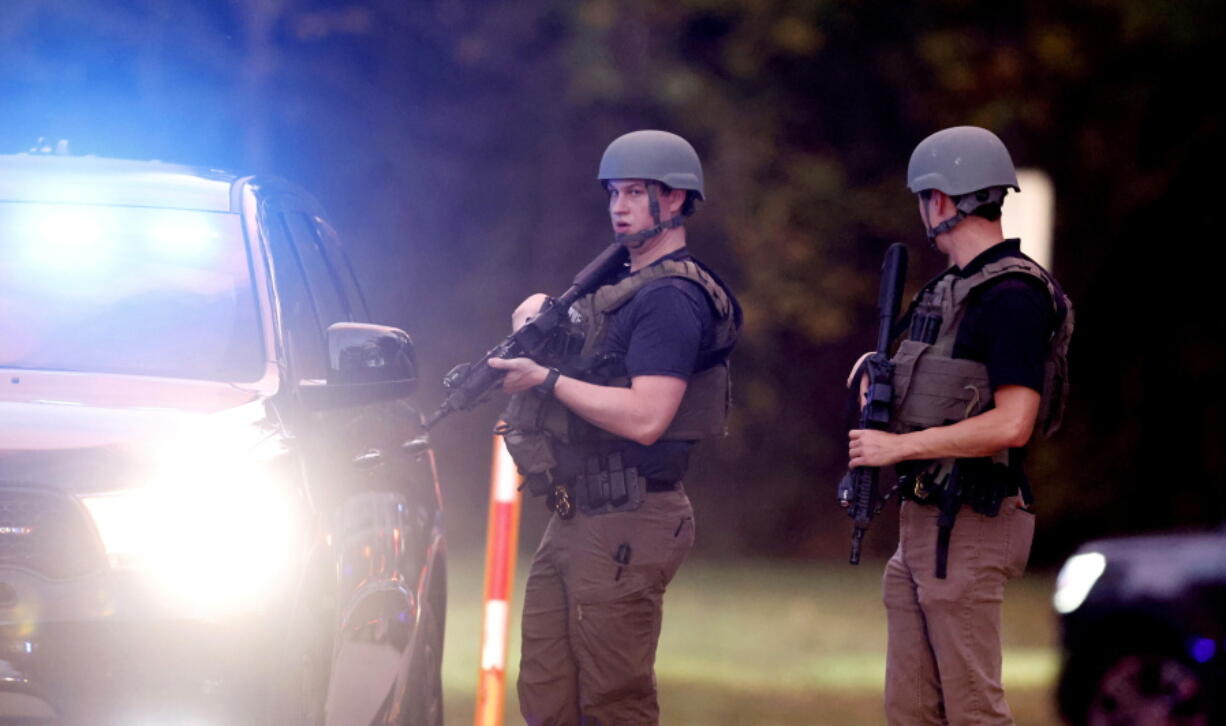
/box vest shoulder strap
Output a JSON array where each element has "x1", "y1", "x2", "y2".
[
  {"x1": 592, "y1": 258, "x2": 733, "y2": 321},
  {"x1": 956, "y1": 256, "x2": 1064, "y2": 317}
]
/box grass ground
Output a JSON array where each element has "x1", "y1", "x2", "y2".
[{"x1": 441, "y1": 549, "x2": 1062, "y2": 725}]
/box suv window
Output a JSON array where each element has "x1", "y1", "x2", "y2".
[
  {"x1": 263, "y1": 208, "x2": 328, "y2": 382},
  {"x1": 282, "y1": 211, "x2": 351, "y2": 328},
  {"x1": 313, "y1": 217, "x2": 370, "y2": 321}
]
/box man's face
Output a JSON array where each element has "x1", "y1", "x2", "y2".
[
  {"x1": 607, "y1": 179, "x2": 655, "y2": 237},
  {"x1": 606, "y1": 180, "x2": 686, "y2": 238}
]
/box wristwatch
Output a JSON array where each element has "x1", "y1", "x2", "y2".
[{"x1": 539, "y1": 367, "x2": 562, "y2": 397}]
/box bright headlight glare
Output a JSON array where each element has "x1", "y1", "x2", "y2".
[
  {"x1": 81, "y1": 459, "x2": 300, "y2": 616},
  {"x1": 1053, "y1": 551, "x2": 1107, "y2": 614}
]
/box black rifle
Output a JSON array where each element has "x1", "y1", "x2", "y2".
[
  {"x1": 423, "y1": 242, "x2": 629, "y2": 430},
  {"x1": 837, "y1": 242, "x2": 909, "y2": 565}
]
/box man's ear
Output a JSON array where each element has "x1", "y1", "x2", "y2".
[
  {"x1": 934, "y1": 190, "x2": 955, "y2": 215},
  {"x1": 665, "y1": 187, "x2": 687, "y2": 216}
]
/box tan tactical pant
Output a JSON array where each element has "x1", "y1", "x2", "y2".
[
  {"x1": 883, "y1": 497, "x2": 1035, "y2": 725},
  {"x1": 517, "y1": 488, "x2": 695, "y2": 726}
]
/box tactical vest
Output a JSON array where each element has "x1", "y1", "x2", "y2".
[
  {"x1": 890, "y1": 254, "x2": 1074, "y2": 483},
  {"x1": 500, "y1": 257, "x2": 738, "y2": 482},
  {"x1": 569, "y1": 257, "x2": 738, "y2": 440}
]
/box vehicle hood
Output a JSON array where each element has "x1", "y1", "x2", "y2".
[
  {"x1": 1081, "y1": 532, "x2": 1226, "y2": 602},
  {"x1": 0, "y1": 369, "x2": 274, "y2": 493}
]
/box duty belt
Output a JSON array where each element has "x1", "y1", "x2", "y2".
[
  {"x1": 899, "y1": 459, "x2": 1031, "y2": 579},
  {"x1": 549, "y1": 451, "x2": 680, "y2": 518}
]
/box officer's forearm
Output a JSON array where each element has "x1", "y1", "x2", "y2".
[
  {"x1": 553, "y1": 374, "x2": 686, "y2": 446},
  {"x1": 896, "y1": 385, "x2": 1040, "y2": 460}
]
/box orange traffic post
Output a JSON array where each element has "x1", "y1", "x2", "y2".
[{"x1": 475, "y1": 431, "x2": 523, "y2": 726}]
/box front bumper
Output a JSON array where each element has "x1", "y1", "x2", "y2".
[{"x1": 1, "y1": 568, "x2": 285, "y2": 724}]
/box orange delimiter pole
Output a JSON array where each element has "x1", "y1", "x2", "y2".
[{"x1": 475, "y1": 432, "x2": 523, "y2": 726}]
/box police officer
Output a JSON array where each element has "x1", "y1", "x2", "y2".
[
  {"x1": 848, "y1": 126, "x2": 1073, "y2": 725},
  {"x1": 489, "y1": 130, "x2": 740, "y2": 725}
]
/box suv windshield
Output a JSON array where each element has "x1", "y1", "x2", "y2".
[{"x1": 0, "y1": 202, "x2": 264, "y2": 382}]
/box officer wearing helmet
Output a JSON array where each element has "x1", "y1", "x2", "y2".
[
  {"x1": 847, "y1": 126, "x2": 1073, "y2": 725},
  {"x1": 489, "y1": 130, "x2": 740, "y2": 725}
]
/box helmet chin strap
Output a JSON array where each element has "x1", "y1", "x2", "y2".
[
  {"x1": 926, "y1": 210, "x2": 965, "y2": 239},
  {"x1": 922, "y1": 187, "x2": 1008, "y2": 239},
  {"x1": 615, "y1": 182, "x2": 685, "y2": 249}
]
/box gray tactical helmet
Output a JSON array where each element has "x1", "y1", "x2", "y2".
[
  {"x1": 598, "y1": 130, "x2": 704, "y2": 200},
  {"x1": 906, "y1": 126, "x2": 1019, "y2": 196}
]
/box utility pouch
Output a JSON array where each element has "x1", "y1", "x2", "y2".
[
  {"x1": 574, "y1": 451, "x2": 644, "y2": 516},
  {"x1": 499, "y1": 386, "x2": 571, "y2": 498},
  {"x1": 967, "y1": 461, "x2": 1012, "y2": 517},
  {"x1": 500, "y1": 426, "x2": 556, "y2": 496},
  {"x1": 890, "y1": 341, "x2": 993, "y2": 433},
  {"x1": 909, "y1": 295, "x2": 943, "y2": 345}
]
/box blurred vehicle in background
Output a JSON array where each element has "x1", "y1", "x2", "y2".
[
  {"x1": 1053, "y1": 528, "x2": 1225, "y2": 726},
  {"x1": 0, "y1": 150, "x2": 446, "y2": 725}
]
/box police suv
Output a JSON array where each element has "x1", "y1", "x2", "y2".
[
  {"x1": 1053, "y1": 528, "x2": 1225, "y2": 726},
  {"x1": 0, "y1": 151, "x2": 446, "y2": 725}
]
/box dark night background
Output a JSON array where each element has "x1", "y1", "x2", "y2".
[{"x1": 3, "y1": 0, "x2": 1224, "y2": 567}]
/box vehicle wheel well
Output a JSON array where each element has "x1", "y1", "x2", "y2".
[{"x1": 1058, "y1": 612, "x2": 1191, "y2": 725}]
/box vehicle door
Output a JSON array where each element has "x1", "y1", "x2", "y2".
[
  {"x1": 307, "y1": 214, "x2": 443, "y2": 554},
  {"x1": 258, "y1": 195, "x2": 437, "y2": 725}
]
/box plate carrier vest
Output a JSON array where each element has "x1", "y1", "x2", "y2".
[
  {"x1": 889, "y1": 253, "x2": 1074, "y2": 493},
  {"x1": 500, "y1": 257, "x2": 738, "y2": 489}
]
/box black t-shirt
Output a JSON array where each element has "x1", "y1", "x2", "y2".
[
  {"x1": 559, "y1": 248, "x2": 730, "y2": 482},
  {"x1": 952, "y1": 239, "x2": 1056, "y2": 394},
  {"x1": 947, "y1": 239, "x2": 1057, "y2": 483},
  {"x1": 605, "y1": 276, "x2": 716, "y2": 381}
]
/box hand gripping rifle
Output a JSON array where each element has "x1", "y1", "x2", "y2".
[
  {"x1": 423, "y1": 242, "x2": 629, "y2": 430},
  {"x1": 837, "y1": 242, "x2": 908, "y2": 564}
]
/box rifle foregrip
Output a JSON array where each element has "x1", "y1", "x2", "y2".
[
  {"x1": 425, "y1": 358, "x2": 508, "y2": 428},
  {"x1": 454, "y1": 359, "x2": 507, "y2": 404}
]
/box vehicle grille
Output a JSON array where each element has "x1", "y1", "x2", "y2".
[{"x1": 0, "y1": 488, "x2": 105, "y2": 579}]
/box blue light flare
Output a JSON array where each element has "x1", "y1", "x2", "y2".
[
  {"x1": 1190, "y1": 637, "x2": 1216, "y2": 663},
  {"x1": 1186, "y1": 642, "x2": 1216, "y2": 662},
  {"x1": 24, "y1": 206, "x2": 117, "y2": 273},
  {"x1": 7, "y1": 203, "x2": 226, "y2": 277},
  {"x1": 144, "y1": 211, "x2": 223, "y2": 261}
]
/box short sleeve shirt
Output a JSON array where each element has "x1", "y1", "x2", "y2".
[
  {"x1": 948, "y1": 239, "x2": 1058, "y2": 482},
  {"x1": 560, "y1": 249, "x2": 727, "y2": 481},
  {"x1": 603, "y1": 277, "x2": 716, "y2": 381},
  {"x1": 952, "y1": 239, "x2": 1056, "y2": 394}
]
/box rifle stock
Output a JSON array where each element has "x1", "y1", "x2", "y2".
[{"x1": 839, "y1": 243, "x2": 909, "y2": 564}]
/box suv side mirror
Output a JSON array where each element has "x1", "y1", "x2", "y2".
[
  {"x1": 327, "y1": 322, "x2": 417, "y2": 386},
  {"x1": 298, "y1": 323, "x2": 417, "y2": 410}
]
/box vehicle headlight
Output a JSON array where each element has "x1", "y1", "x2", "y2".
[
  {"x1": 80, "y1": 449, "x2": 302, "y2": 617},
  {"x1": 1053, "y1": 551, "x2": 1107, "y2": 615}
]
